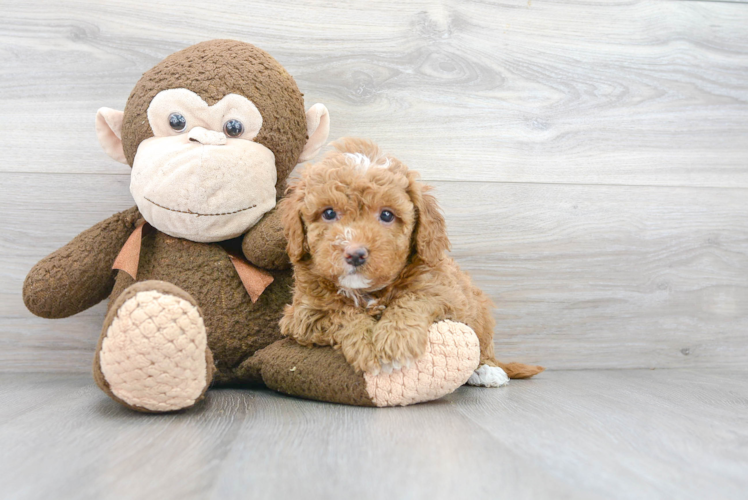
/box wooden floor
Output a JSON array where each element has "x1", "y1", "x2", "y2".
[{"x1": 1, "y1": 370, "x2": 746, "y2": 500}]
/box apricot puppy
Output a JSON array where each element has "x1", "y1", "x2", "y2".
[{"x1": 279, "y1": 138, "x2": 544, "y2": 382}]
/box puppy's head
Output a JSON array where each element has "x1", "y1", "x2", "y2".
[{"x1": 280, "y1": 138, "x2": 450, "y2": 293}]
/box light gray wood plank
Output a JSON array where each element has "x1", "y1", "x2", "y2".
[
  {"x1": 209, "y1": 391, "x2": 589, "y2": 500},
  {"x1": 2, "y1": 173, "x2": 746, "y2": 372},
  {"x1": 0, "y1": 312, "x2": 104, "y2": 372},
  {"x1": 0, "y1": 374, "x2": 247, "y2": 500},
  {"x1": 0, "y1": 370, "x2": 746, "y2": 500},
  {"x1": 0, "y1": 171, "x2": 136, "y2": 373},
  {"x1": 0, "y1": 374, "x2": 590, "y2": 500},
  {"x1": 1, "y1": 0, "x2": 747, "y2": 187},
  {"x1": 452, "y1": 369, "x2": 748, "y2": 500},
  {"x1": 444, "y1": 181, "x2": 748, "y2": 370}
]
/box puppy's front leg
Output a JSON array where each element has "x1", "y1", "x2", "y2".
[
  {"x1": 372, "y1": 294, "x2": 437, "y2": 369},
  {"x1": 334, "y1": 315, "x2": 381, "y2": 374},
  {"x1": 280, "y1": 305, "x2": 381, "y2": 374}
]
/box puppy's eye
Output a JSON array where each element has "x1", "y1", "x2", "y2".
[
  {"x1": 321, "y1": 208, "x2": 338, "y2": 221},
  {"x1": 379, "y1": 210, "x2": 395, "y2": 224},
  {"x1": 223, "y1": 119, "x2": 244, "y2": 137},
  {"x1": 168, "y1": 113, "x2": 187, "y2": 132}
]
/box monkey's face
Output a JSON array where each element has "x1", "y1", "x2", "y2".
[
  {"x1": 95, "y1": 40, "x2": 330, "y2": 243},
  {"x1": 129, "y1": 89, "x2": 277, "y2": 242}
]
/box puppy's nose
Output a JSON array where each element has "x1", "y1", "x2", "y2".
[{"x1": 344, "y1": 247, "x2": 369, "y2": 267}]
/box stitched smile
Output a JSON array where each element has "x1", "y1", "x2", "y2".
[{"x1": 145, "y1": 197, "x2": 257, "y2": 217}]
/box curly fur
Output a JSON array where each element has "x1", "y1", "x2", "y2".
[{"x1": 279, "y1": 138, "x2": 544, "y2": 378}]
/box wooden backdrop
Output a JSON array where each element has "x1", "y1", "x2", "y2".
[{"x1": 2, "y1": 0, "x2": 747, "y2": 372}]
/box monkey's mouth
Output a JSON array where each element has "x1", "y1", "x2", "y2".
[{"x1": 144, "y1": 196, "x2": 257, "y2": 217}]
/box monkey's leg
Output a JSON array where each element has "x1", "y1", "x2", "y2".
[
  {"x1": 238, "y1": 320, "x2": 481, "y2": 407},
  {"x1": 93, "y1": 280, "x2": 214, "y2": 412}
]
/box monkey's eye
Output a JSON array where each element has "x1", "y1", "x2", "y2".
[
  {"x1": 321, "y1": 208, "x2": 338, "y2": 221},
  {"x1": 168, "y1": 113, "x2": 187, "y2": 132},
  {"x1": 223, "y1": 119, "x2": 244, "y2": 137},
  {"x1": 379, "y1": 209, "x2": 395, "y2": 224}
]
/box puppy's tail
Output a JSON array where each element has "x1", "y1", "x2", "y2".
[{"x1": 494, "y1": 360, "x2": 545, "y2": 379}]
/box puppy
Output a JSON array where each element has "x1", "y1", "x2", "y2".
[{"x1": 279, "y1": 138, "x2": 544, "y2": 383}]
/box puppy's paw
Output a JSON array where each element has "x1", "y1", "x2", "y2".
[
  {"x1": 467, "y1": 364, "x2": 509, "y2": 387},
  {"x1": 340, "y1": 336, "x2": 381, "y2": 375},
  {"x1": 373, "y1": 321, "x2": 429, "y2": 369},
  {"x1": 378, "y1": 359, "x2": 412, "y2": 374}
]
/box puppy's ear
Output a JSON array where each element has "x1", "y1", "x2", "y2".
[
  {"x1": 410, "y1": 179, "x2": 450, "y2": 266},
  {"x1": 279, "y1": 184, "x2": 308, "y2": 263}
]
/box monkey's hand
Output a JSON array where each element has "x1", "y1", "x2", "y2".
[
  {"x1": 23, "y1": 206, "x2": 141, "y2": 319},
  {"x1": 241, "y1": 206, "x2": 291, "y2": 270}
]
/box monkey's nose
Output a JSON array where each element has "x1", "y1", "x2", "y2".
[
  {"x1": 344, "y1": 247, "x2": 369, "y2": 268},
  {"x1": 188, "y1": 127, "x2": 227, "y2": 146}
]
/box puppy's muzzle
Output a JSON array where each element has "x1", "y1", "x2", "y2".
[{"x1": 344, "y1": 246, "x2": 369, "y2": 268}]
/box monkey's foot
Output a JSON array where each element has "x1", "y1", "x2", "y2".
[
  {"x1": 94, "y1": 281, "x2": 213, "y2": 412},
  {"x1": 251, "y1": 320, "x2": 480, "y2": 407},
  {"x1": 363, "y1": 320, "x2": 481, "y2": 406}
]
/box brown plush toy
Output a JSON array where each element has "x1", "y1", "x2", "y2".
[{"x1": 23, "y1": 40, "x2": 486, "y2": 412}]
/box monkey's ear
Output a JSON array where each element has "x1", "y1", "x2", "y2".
[
  {"x1": 95, "y1": 108, "x2": 128, "y2": 164},
  {"x1": 298, "y1": 103, "x2": 330, "y2": 163}
]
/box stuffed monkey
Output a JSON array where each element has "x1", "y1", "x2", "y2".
[{"x1": 23, "y1": 40, "x2": 483, "y2": 412}]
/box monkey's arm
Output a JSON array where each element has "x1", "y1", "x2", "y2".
[
  {"x1": 23, "y1": 206, "x2": 141, "y2": 319},
  {"x1": 241, "y1": 206, "x2": 291, "y2": 270}
]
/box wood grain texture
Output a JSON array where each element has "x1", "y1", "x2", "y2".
[
  {"x1": 3, "y1": 174, "x2": 747, "y2": 371},
  {"x1": 445, "y1": 181, "x2": 748, "y2": 369},
  {"x1": 1, "y1": 370, "x2": 746, "y2": 500},
  {"x1": 1, "y1": 0, "x2": 747, "y2": 187},
  {"x1": 1, "y1": 0, "x2": 748, "y2": 373}
]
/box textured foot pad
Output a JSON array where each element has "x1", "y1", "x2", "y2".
[
  {"x1": 363, "y1": 320, "x2": 481, "y2": 407},
  {"x1": 99, "y1": 289, "x2": 209, "y2": 412}
]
